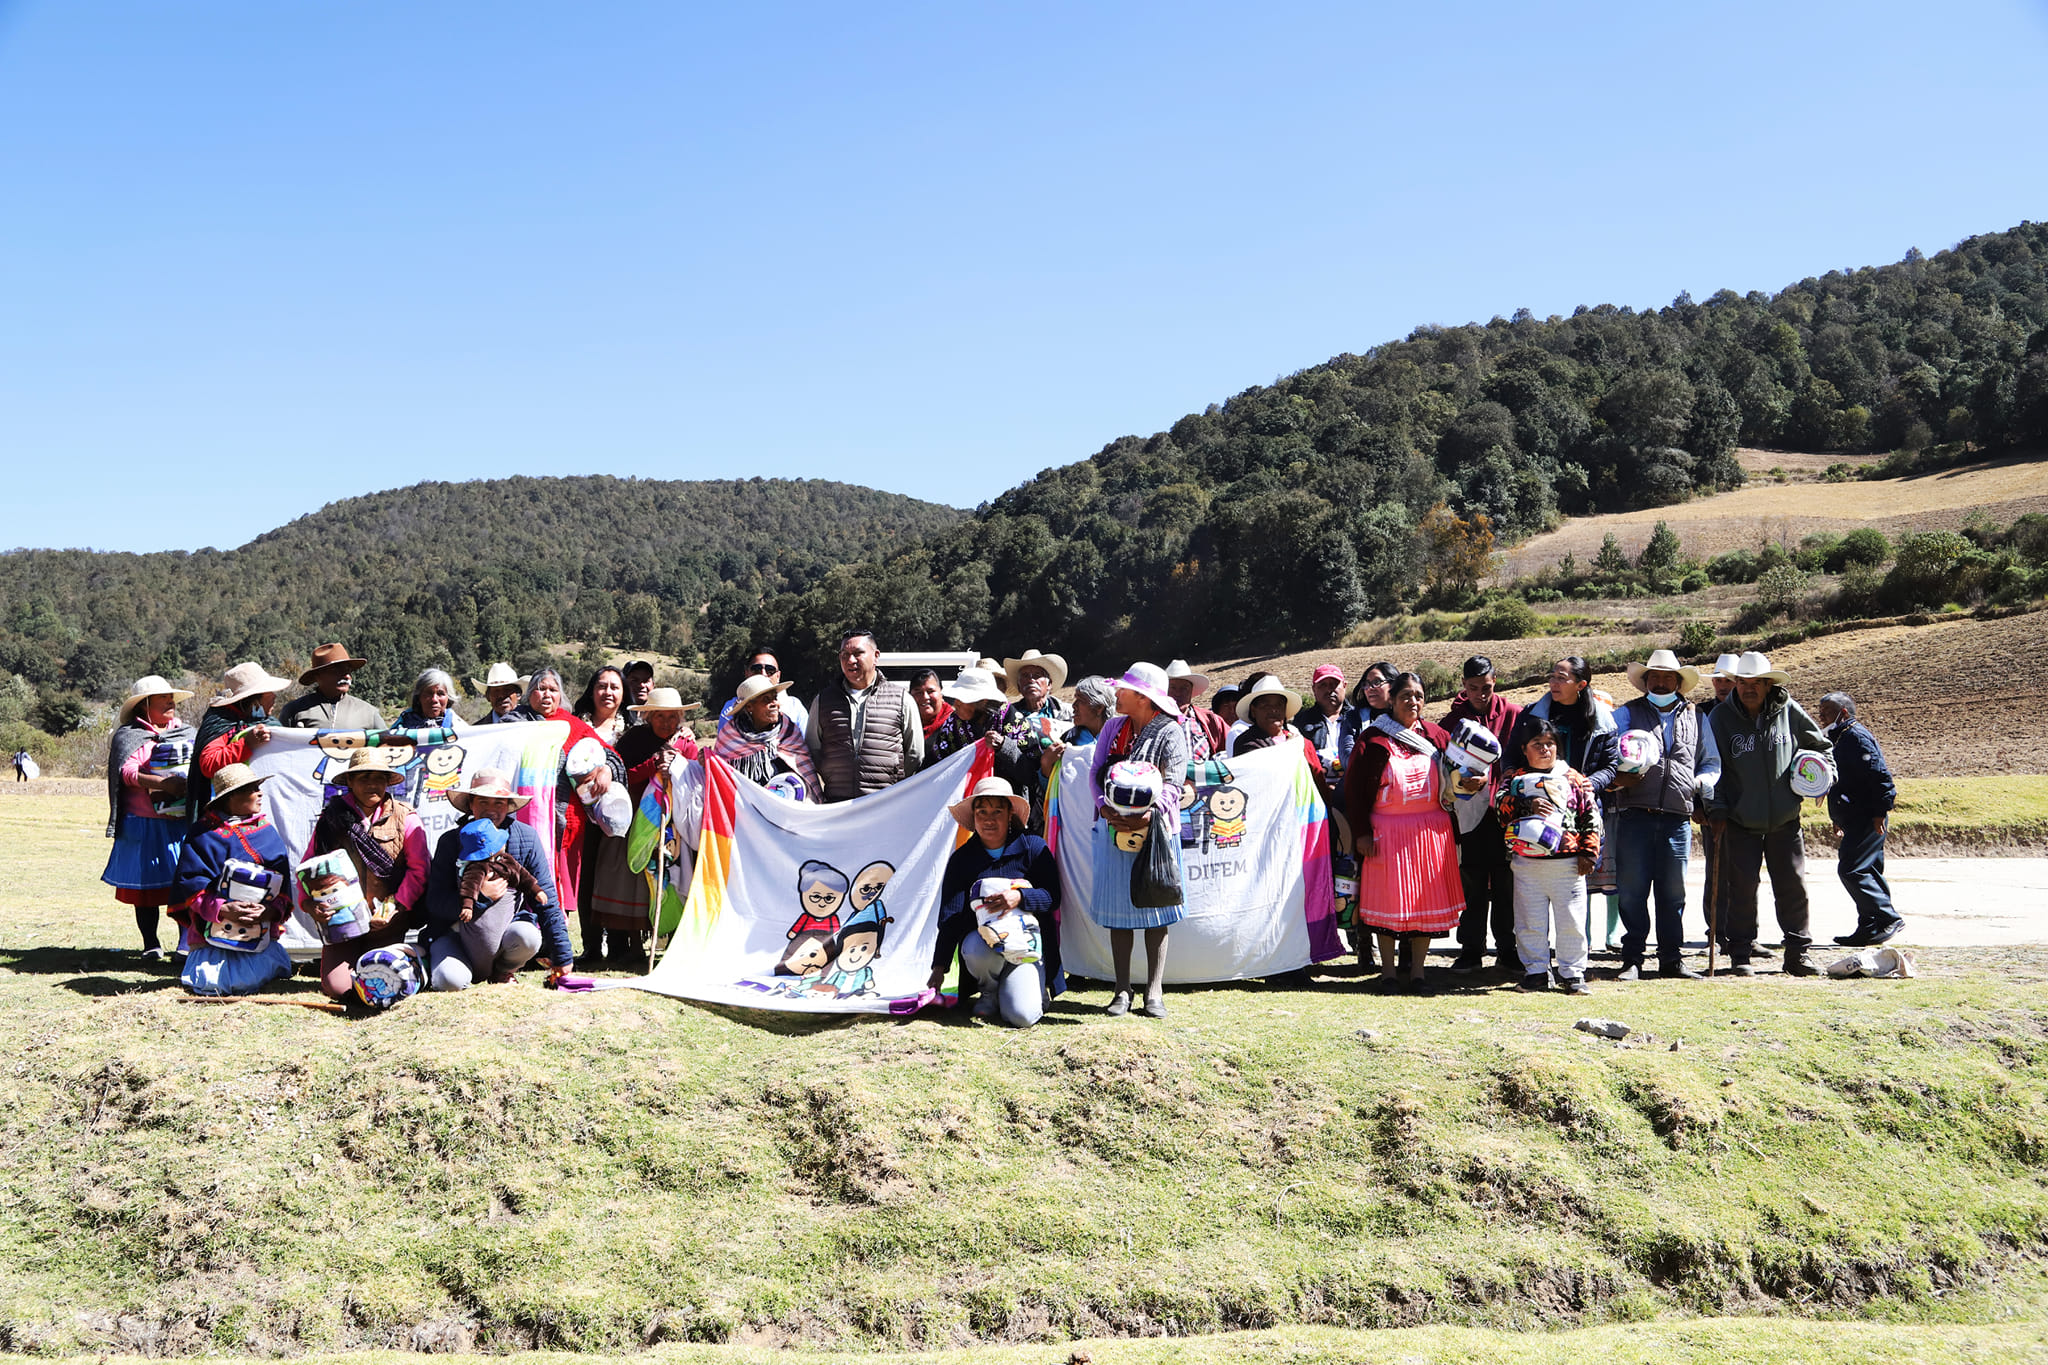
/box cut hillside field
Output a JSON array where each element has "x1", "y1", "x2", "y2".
[
  {"x1": 1494, "y1": 451, "x2": 2048, "y2": 579},
  {"x1": 6, "y1": 794, "x2": 2048, "y2": 1356}
]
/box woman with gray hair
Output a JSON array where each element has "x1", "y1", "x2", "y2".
[
  {"x1": 395, "y1": 668, "x2": 465, "y2": 730},
  {"x1": 1066, "y1": 675, "x2": 1115, "y2": 745}
]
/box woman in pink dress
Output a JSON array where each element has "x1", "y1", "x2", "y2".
[{"x1": 1344, "y1": 671, "x2": 1465, "y2": 994}]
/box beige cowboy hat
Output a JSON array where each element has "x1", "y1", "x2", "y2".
[
  {"x1": 116, "y1": 674, "x2": 195, "y2": 725},
  {"x1": 448, "y1": 768, "x2": 532, "y2": 814},
  {"x1": 1165, "y1": 660, "x2": 1210, "y2": 696},
  {"x1": 298, "y1": 642, "x2": 369, "y2": 685},
  {"x1": 206, "y1": 762, "x2": 270, "y2": 808},
  {"x1": 730, "y1": 674, "x2": 794, "y2": 711},
  {"x1": 629, "y1": 686, "x2": 701, "y2": 714},
  {"x1": 334, "y1": 748, "x2": 408, "y2": 787},
  {"x1": 482, "y1": 662, "x2": 530, "y2": 692},
  {"x1": 210, "y1": 661, "x2": 294, "y2": 708},
  {"x1": 1705, "y1": 652, "x2": 1742, "y2": 680},
  {"x1": 943, "y1": 668, "x2": 1008, "y2": 708},
  {"x1": 1625, "y1": 649, "x2": 1702, "y2": 695},
  {"x1": 1237, "y1": 673, "x2": 1302, "y2": 722},
  {"x1": 1719, "y1": 650, "x2": 1790, "y2": 686},
  {"x1": 1001, "y1": 649, "x2": 1069, "y2": 692},
  {"x1": 948, "y1": 775, "x2": 1029, "y2": 831}
]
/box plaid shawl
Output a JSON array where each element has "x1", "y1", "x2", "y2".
[{"x1": 712, "y1": 713, "x2": 821, "y2": 800}]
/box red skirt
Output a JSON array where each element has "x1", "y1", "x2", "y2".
[{"x1": 1358, "y1": 807, "x2": 1465, "y2": 937}]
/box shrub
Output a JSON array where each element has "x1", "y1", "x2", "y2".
[
  {"x1": 1822, "y1": 462, "x2": 1856, "y2": 482},
  {"x1": 1793, "y1": 532, "x2": 1839, "y2": 572},
  {"x1": 1706, "y1": 549, "x2": 1760, "y2": 585},
  {"x1": 1827, "y1": 526, "x2": 1890, "y2": 571},
  {"x1": 30, "y1": 693, "x2": 87, "y2": 736},
  {"x1": 1831, "y1": 562, "x2": 1885, "y2": 618},
  {"x1": 1465, "y1": 596, "x2": 1540, "y2": 641},
  {"x1": 1676, "y1": 620, "x2": 1716, "y2": 657},
  {"x1": 1678, "y1": 569, "x2": 1711, "y2": 593},
  {"x1": 1883, "y1": 531, "x2": 1973, "y2": 610},
  {"x1": 1414, "y1": 660, "x2": 1459, "y2": 700},
  {"x1": 1753, "y1": 564, "x2": 1810, "y2": 617}
]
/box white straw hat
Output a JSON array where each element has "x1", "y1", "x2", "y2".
[
  {"x1": 1625, "y1": 649, "x2": 1702, "y2": 695},
  {"x1": 1165, "y1": 660, "x2": 1210, "y2": 696},
  {"x1": 943, "y1": 668, "x2": 1008, "y2": 708},
  {"x1": 117, "y1": 675, "x2": 195, "y2": 725}
]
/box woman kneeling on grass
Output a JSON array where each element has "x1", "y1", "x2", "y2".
[
  {"x1": 1495, "y1": 717, "x2": 1603, "y2": 995},
  {"x1": 172, "y1": 764, "x2": 295, "y2": 996},
  {"x1": 929, "y1": 776, "x2": 1061, "y2": 1027},
  {"x1": 302, "y1": 749, "x2": 429, "y2": 1000},
  {"x1": 422, "y1": 770, "x2": 576, "y2": 989}
]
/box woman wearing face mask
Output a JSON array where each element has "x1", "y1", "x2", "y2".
[{"x1": 190, "y1": 661, "x2": 294, "y2": 829}]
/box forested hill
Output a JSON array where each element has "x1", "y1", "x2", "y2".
[
  {"x1": 0, "y1": 477, "x2": 961, "y2": 706},
  {"x1": 731, "y1": 221, "x2": 2048, "y2": 681}
]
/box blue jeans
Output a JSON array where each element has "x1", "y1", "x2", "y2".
[
  {"x1": 1836, "y1": 818, "x2": 1899, "y2": 933},
  {"x1": 1616, "y1": 809, "x2": 1691, "y2": 967}
]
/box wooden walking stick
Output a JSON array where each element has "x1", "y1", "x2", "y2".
[{"x1": 1705, "y1": 820, "x2": 1721, "y2": 979}]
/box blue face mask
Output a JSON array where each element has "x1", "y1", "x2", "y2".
[
  {"x1": 1646, "y1": 691, "x2": 1677, "y2": 707},
  {"x1": 247, "y1": 703, "x2": 269, "y2": 721}
]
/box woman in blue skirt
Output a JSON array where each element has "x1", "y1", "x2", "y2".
[
  {"x1": 1083, "y1": 662, "x2": 1190, "y2": 1019},
  {"x1": 103, "y1": 676, "x2": 197, "y2": 961}
]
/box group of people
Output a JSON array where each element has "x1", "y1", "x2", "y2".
[{"x1": 98, "y1": 628, "x2": 1900, "y2": 1021}]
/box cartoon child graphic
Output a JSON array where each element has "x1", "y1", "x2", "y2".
[
  {"x1": 1179, "y1": 781, "x2": 1209, "y2": 851},
  {"x1": 775, "y1": 927, "x2": 834, "y2": 980},
  {"x1": 808, "y1": 900, "x2": 889, "y2": 999},
  {"x1": 1207, "y1": 785, "x2": 1248, "y2": 850},
  {"x1": 848, "y1": 860, "x2": 895, "y2": 921},
  {"x1": 420, "y1": 743, "x2": 466, "y2": 801},
  {"x1": 791, "y1": 860, "x2": 849, "y2": 940}
]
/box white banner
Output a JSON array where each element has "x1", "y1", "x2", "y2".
[
  {"x1": 1051, "y1": 741, "x2": 1343, "y2": 984},
  {"x1": 628, "y1": 744, "x2": 988, "y2": 1013},
  {"x1": 246, "y1": 721, "x2": 569, "y2": 956}
]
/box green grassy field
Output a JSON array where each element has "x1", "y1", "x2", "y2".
[
  {"x1": 1801, "y1": 775, "x2": 2048, "y2": 853},
  {"x1": 3, "y1": 792, "x2": 2047, "y2": 1359}
]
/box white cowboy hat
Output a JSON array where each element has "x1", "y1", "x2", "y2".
[
  {"x1": 948, "y1": 775, "x2": 1030, "y2": 831},
  {"x1": 482, "y1": 662, "x2": 529, "y2": 691},
  {"x1": 629, "y1": 686, "x2": 701, "y2": 713},
  {"x1": 943, "y1": 668, "x2": 1008, "y2": 708},
  {"x1": 730, "y1": 675, "x2": 794, "y2": 711},
  {"x1": 447, "y1": 768, "x2": 532, "y2": 814},
  {"x1": 1165, "y1": 660, "x2": 1210, "y2": 696},
  {"x1": 206, "y1": 762, "x2": 270, "y2": 807},
  {"x1": 1001, "y1": 649, "x2": 1069, "y2": 692},
  {"x1": 1720, "y1": 650, "x2": 1790, "y2": 685},
  {"x1": 1706, "y1": 652, "x2": 1742, "y2": 680},
  {"x1": 209, "y1": 661, "x2": 294, "y2": 709},
  {"x1": 1237, "y1": 673, "x2": 1301, "y2": 722},
  {"x1": 117, "y1": 675, "x2": 195, "y2": 725},
  {"x1": 1625, "y1": 649, "x2": 1702, "y2": 695},
  {"x1": 1115, "y1": 662, "x2": 1181, "y2": 717}
]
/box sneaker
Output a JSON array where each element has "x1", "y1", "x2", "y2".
[
  {"x1": 1447, "y1": 954, "x2": 1486, "y2": 974},
  {"x1": 1867, "y1": 919, "x2": 1905, "y2": 945},
  {"x1": 1517, "y1": 973, "x2": 1550, "y2": 993},
  {"x1": 1564, "y1": 977, "x2": 1592, "y2": 996},
  {"x1": 1614, "y1": 962, "x2": 1643, "y2": 982},
  {"x1": 1658, "y1": 962, "x2": 1706, "y2": 981}
]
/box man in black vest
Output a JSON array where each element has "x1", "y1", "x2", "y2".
[{"x1": 805, "y1": 629, "x2": 923, "y2": 802}]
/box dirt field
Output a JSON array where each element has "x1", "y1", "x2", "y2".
[
  {"x1": 1494, "y1": 450, "x2": 2048, "y2": 579},
  {"x1": 1196, "y1": 609, "x2": 2047, "y2": 780}
]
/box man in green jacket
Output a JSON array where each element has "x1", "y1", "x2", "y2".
[{"x1": 1702, "y1": 652, "x2": 1831, "y2": 978}]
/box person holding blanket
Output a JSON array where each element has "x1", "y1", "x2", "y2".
[
  {"x1": 1496, "y1": 718, "x2": 1603, "y2": 994},
  {"x1": 1445, "y1": 656, "x2": 1522, "y2": 976},
  {"x1": 1702, "y1": 652, "x2": 1831, "y2": 978},
  {"x1": 302, "y1": 749, "x2": 429, "y2": 1000},
  {"x1": 929, "y1": 776, "x2": 1062, "y2": 1027},
  {"x1": 171, "y1": 763, "x2": 295, "y2": 995},
  {"x1": 714, "y1": 674, "x2": 821, "y2": 799},
  {"x1": 1344, "y1": 671, "x2": 1464, "y2": 994},
  {"x1": 587, "y1": 686, "x2": 703, "y2": 966},
  {"x1": 103, "y1": 675, "x2": 198, "y2": 961},
  {"x1": 1610, "y1": 650, "x2": 1719, "y2": 981},
  {"x1": 423, "y1": 770, "x2": 575, "y2": 989},
  {"x1": 1084, "y1": 662, "x2": 1191, "y2": 1019}
]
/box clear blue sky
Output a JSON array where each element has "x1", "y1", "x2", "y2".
[{"x1": 3, "y1": 1, "x2": 2045, "y2": 554}]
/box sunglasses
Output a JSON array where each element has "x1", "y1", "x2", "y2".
[{"x1": 744, "y1": 663, "x2": 780, "y2": 676}]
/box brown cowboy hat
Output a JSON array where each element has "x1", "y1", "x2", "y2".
[{"x1": 299, "y1": 643, "x2": 369, "y2": 685}]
